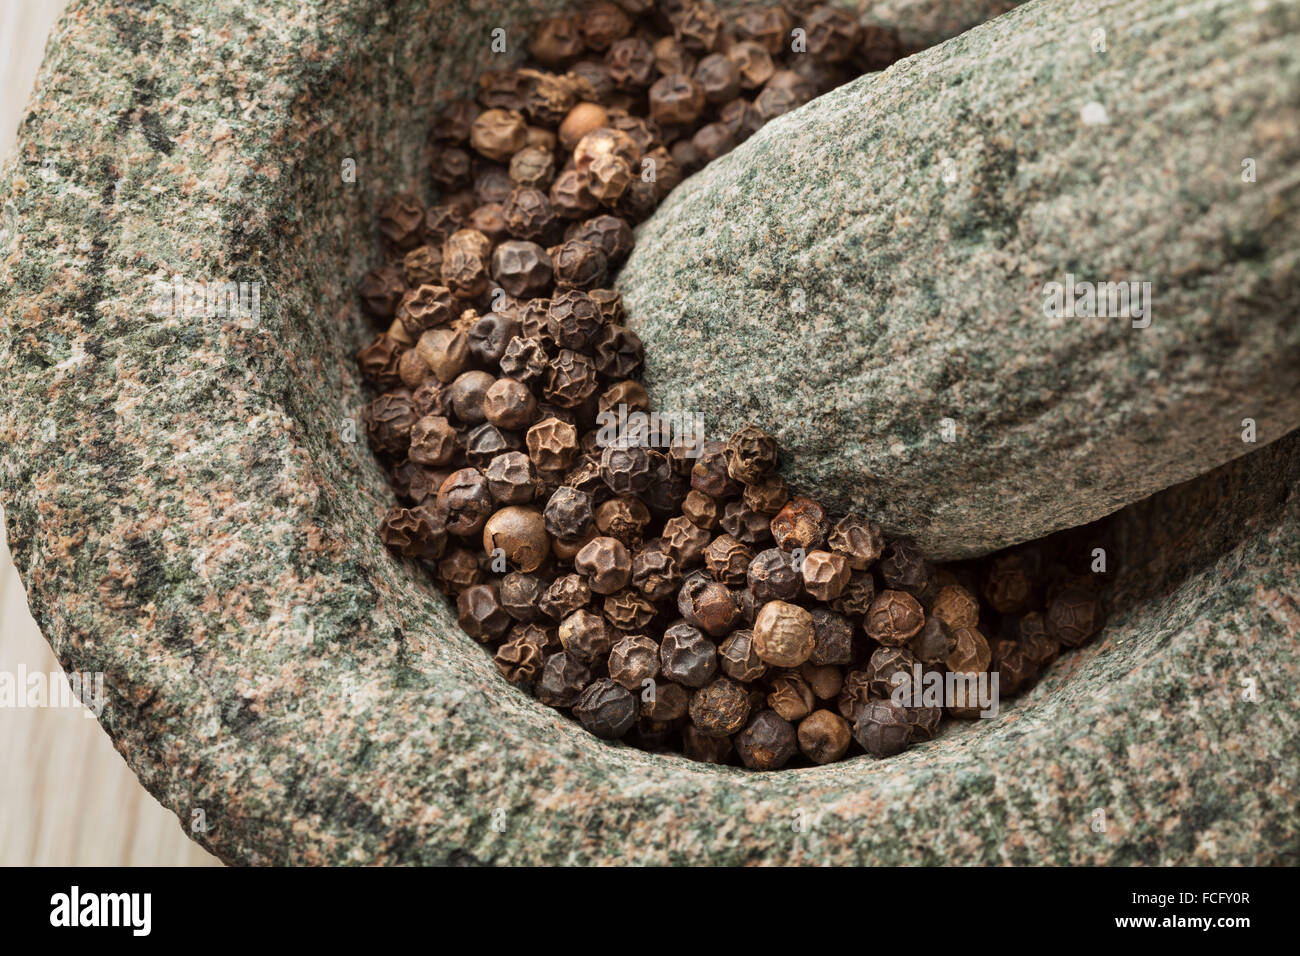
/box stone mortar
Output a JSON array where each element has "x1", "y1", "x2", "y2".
[{"x1": 0, "y1": 0, "x2": 1295, "y2": 864}]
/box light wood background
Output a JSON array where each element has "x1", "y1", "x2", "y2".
[{"x1": 1, "y1": 0, "x2": 220, "y2": 866}]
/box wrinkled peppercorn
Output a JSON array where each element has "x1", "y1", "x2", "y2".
[
  {"x1": 770, "y1": 496, "x2": 826, "y2": 552},
  {"x1": 866, "y1": 589, "x2": 926, "y2": 646},
  {"x1": 735, "y1": 710, "x2": 797, "y2": 770},
  {"x1": 535, "y1": 651, "x2": 592, "y2": 707},
  {"x1": 528, "y1": 417, "x2": 580, "y2": 472},
  {"x1": 631, "y1": 546, "x2": 680, "y2": 601},
  {"x1": 704, "y1": 533, "x2": 752, "y2": 586},
  {"x1": 827, "y1": 513, "x2": 885, "y2": 570},
  {"x1": 801, "y1": 549, "x2": 851, "y2": 601},
  {"x1": 718, "y1": 629, "x2": 767, "y2": 683},
  {"x1": 574, "y1": 678, "x2": 638, "y2": 737},
  {"x1": 690, "y1": 677, "x2": 751, "y2": 736},
  {"x1": 753, "y1": 600, "x2": 815, "y2": 668},
  {"x1": 1047, "y1": 583, "x2": 1101, "y2": 647},
  {"x1": 574, "y1": 535, "x2": 632, "y2": 594},
  {"x1": 677, "y1": 575, "x2": 739, "y2": 636},
  {"x1": 457, "y1": 583, "x2": 512, "y2": 642},
  {"x1": 660, "y1": 622, "x2": 718, "y2": 687},
  {"x1": 482, "y1": 506, "x2": 550, "y2": 572},
  {"x1": 748, "y1": 547, "x2": 802, "y2": 602},
  {"x1": 854, "y1": 699, "x2": 912, "y2": 758},
  {"x1": 808, "y1": 608, "x2": 853, "y2": 667},
  {"x1": 437, "y1": 467, "x2": 494, "y2": 536}
]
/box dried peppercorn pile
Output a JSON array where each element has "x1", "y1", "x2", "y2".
[{"x1": 356, "y1": 1, "x2": 1104, "y2": 769}]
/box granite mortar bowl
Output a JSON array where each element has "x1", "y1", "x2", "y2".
[{"x1": 1, "y1": 0, "x2": 1297, "y2": 864}]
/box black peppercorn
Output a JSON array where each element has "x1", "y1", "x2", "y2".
[
  {"x1": 500, "y1": 571, "x2": 547, "y2": 621},
  {"x1": 457, "y1": 583, "x2": 512, "y2": 643},
  {"x1": 808, "y1": 608, "x2": 853, "y2": 667},
  {"x1": 535, "y1": 651, "x2": 592, "y2": 708},
  {"x1": 735, "y1": 710, "x2": 797, "y2": 770},
  {"x1": 660, "y1": 622, "x2": 718, "y2": 687},
  {"x1": 689, "y1": 678, "x2": 751, "y2": 737},
  {"x1": 747, "y1": 547, "x2": 802, "y2": 602},
  {"x1": 437, "y1": 468, "x2": 494, "y2": 536},
  {"x1": 574, "y1": 678, "x2": 639, "y2": 737},
  {"x1": 543, "y1": 485, "x2": 595, "y2": 540},
  {"x1": 677, "y1": 575, "x2": 739, "y2": 636},
  {"x1": 854, "y1": 699, "x2": 913, "y2": 758}
]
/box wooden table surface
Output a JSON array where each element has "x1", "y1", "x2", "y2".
[{"x1": 1, "y1": 0, "x2": 220, "y2": 867}]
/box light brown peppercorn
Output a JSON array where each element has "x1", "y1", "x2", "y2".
[
  {"x1": 648, "y1": 72, "x2": 706, "y2": 125},
  {"x1": 574, "y1": 535, "x2": 632, "y2": 594},
  {"x1": 681, "y1": 490, "x2": 720, "y2": 531},
  {"x1": 495, "y1": 631, "x2": 546, "y2": 684},
  {"x1": 559, "y1": 102, "x2": 610, "y2": 150},
  {"x1": 581, "y1": 1, "x2": 633, "y2": 50},
  {"x1": 661, "y1": 515, "x2": 711, "y2": 568},
  {"x1": 727, "y1": 40, "x2": 775, "y2": 89},
  {"x1": 652, "y1": 34, "x2": 696, "y2": 76},
  {"x1": 767, "y1": 670, "x2": 815, "y2": 722},
  {"x1": 470, "y1": 108, "x2": 528, "y2": 162},
  {"x1": 931, "y1": 584, "x2": 981, "y2": 630},
  {"x1": 358, "y1": 333, "x2": 402, "y2": 385},
  {"x1": 947, "y1": 625, "x2": 992, "y2": 673},
  {"x1": 827, "y1": 513, "x2": 885, "y2": 570},
  {"x1": 690, "y1": 678, "x2": 751, "y2": 737},
  {"x1": 408, "y1": 414, "x2": 458, "y2": 467},
  {"x1": 491, "y1": 240, "x2": 554, "y2": 298},
  {"x1": 608, "y1": 634, "x2": 661, "y2": 690},
  {"x1": 527, "y1": 417, "x2": 580, "y2": 472},
  {"x1": 544, "y1": 349, "x2": 600, "y2": 408},
  {"x1": 441, "y1": 229, "x2": 492, "y2": 299},
  {"x1": 734, "y1": 6, "x2": 791, "y2": 55},
  {"x1": 605, "y1": 36, "x2": 656, "y2": 90},
  {"x1": 559, "y1": 608, "x2": 613, "y2": 665},
  {"x1": 594, "y1": 496, "x2": 651, "y2": 547},
  {"x1": 753, "y1": 600, "x2": 815, "y2": 668},
  {"x1": 797, "y1": 709, "x2": 852, "y2": 764},
  {"x1": 805, "y1": 6, "x2": 861, "y2": 63},
  {"x1": 397, "y1": 283, "x2": 457, "y2": 337},
  {"x1": 530, "y1": 15, "x2": 585, "y2": 66},
  {"x1": 866, "y1": 589, "x2": 927, "y2": 646},
  {"x1": 603, "y1": 588, "x2": 656, "y2": 631},
  {"x1": 800, "y1": 662, "x2": 844, "y2": 700},
  {"x1": 482, "y1": 506, "x2": 549, "y2": 572},
  {"x1": 378, "y1": 192, "x2": 425, "y2": 249},
  {"x1": 770, "y1": 496, "x2": 826, "y2": 552},
  {"x1": 801, "y1": 549, "x2": 851, "y2": 601},
  {"x1": 550, "y1": 168, "x2": 601, "y2": 218},
  {"x1": 481, "y1": 377, "x2": 537, "y2": 429}
]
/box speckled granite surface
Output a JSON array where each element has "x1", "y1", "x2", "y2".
[
  {"x1": 622, "y1": 0, "x2": 1300, "y2": 560},
  {"x1": 1, "y1": 0, "x2": 1296, "y2": 865}
]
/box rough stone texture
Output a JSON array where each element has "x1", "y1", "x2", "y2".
[
  {"x1": 866, "y1": 0, "x2": 1028, "y2": 52},
  {"x1": 621, "y1": 0, "x2": 1300, "y2": 560},
  {"x1": 1, "y1": 0, "x2": 1297, "y2": 865}
]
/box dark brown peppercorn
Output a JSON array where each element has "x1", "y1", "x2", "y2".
[
  {"x1": 535, "y1": 651, "x2": 592, "y2": 708},
  {"x1": 747, "y1": 547, "x2": 801, "y2": 602},
  {"x1": 608, "y1": 634, "x2": 660, "y2": 690},
  {"x1": 725, "y1": 425, "x2": 779, "y2": 483},
  {"x1": 590, "y1": 324, "x2": 644, "y2": 380},
  {"x1": 682, "y1": 724, "x2": 733, "y2": 763},
  {"x1": 703, "y1": 533, "x2": 752, "y2": 587},
  {"x1": 690, "y1": 441, "x2": 740, "y2": 498},
  {"x1": 540, "y1": 572, "x2": 591, "y2": 621},
  {"x1": 501, "y1": 186, "x2": 557, "y2": 241},
  {"x1": 437, "y1": 547, "x2": 483, "y2": 593},
  {"x1": 718, "y1": 97, "x2": 765, "y2": 143},
  {"x1": 379, "y1": 506, "x2": 447, "y2": 561},
  {"x1": 550, "y1": 168, "x2": 601, "y2": 219},
  {"x1": 604, "y1": 588, "x2": 656, "y2": 631},
  {"x1": 397, "y1": 283, "x2": 457, "y2": 336},
  {"x1": 447, "y1": 369, "x2": 496, "y2": 425},
  {"x1": 677, "y1": 575, "x2": 739, "y2": 637},
  {"x1": 879, "y1": 540, "x2": 931, "y2": 594},
  {"x1": 568, "y1": 214, "x2": 634, "y2": 262},
  {"x1": 464, "y1": 422, "x2": 516, "y2": 469},
  {"x1": 837, "y1": 669, "x2": 871, "y2": 723},
  {"x1": 457, "y1": 583, "x2": 512, "y2": 643},
  {"x1": 1047, "y1": 583, "x2": 1101, "y2": 647},
  {"x1": 906, "y1": 705, "x2": 943, "y2": 742},
  {"x1": 495, "y1": 630, "x2": 547, "y2": 684},
  {"x1": 437, "y1": 467, "x2": 494, "y2": 536},
  {"x1": 552, "y1": 239, "x2": 608, "y2": 289},
  {"x1": 931, "y1": 584, "x2": 980, "y2": 630},
  {"x1": 854, "y1": 699, "x2": 912, "y2": 758},
  {"x1": 429, "y1": 147, "x2": 472, "y2": 190},
  {"x1": 358, "y1": 333, "x2": 402, "y2": 385},
  {"x1": 682, "y1": 490, "x2": 720, "y2": 530},
  {"x1": 754, "y1": 70, "x2": 811, "y2": 122},
  {"x1": 574, "y1": 678, "x2": 638, "y2": 737},
  {"x1": 594, "y1": 496, "x2": 651, "y2": 548},
  {"x1": 993, "y1": 639, "x2": 1035, "y2": 696},
  {"x1": 832, "y1": 571, "x2": 876, "y2": 619},
  {"x1": 910, "y1": 615, "x2": 954, "y2": 667},
  {"x1": 770, "y1": 496, "x2": 826, "y2": 552},
  {"x1": 481, "y1": 377, "x2": 537, "y2": 430},
  {"x1": 424, "y1": 202, "x2": 469, "y2": 246},
  {"x1": 808, "y1": 607, "x2": 853, "y2": 666},
  {"x1": 530, "y1": 15, "x2": 585, "y2": 66},
  {"x1": 735, "y1": 710, "x2": 797, "y2": 770},
  {"x1": 366, "y1": 392, "x2": 419, "y2": 455},
  {"x1": 378, "y1": 192, "x2": 425, "y2": 250},
  {"x1": 499, "y1": 335, "x2": 549, "y2": 384},
  {"x1": 360, "y1": 265, "x2": 407, "y2": 319},
  {"x1": 673, "y1": 1, "x2": 723, "y2": 53},
  {"x1": 661, "y1": 515, "x2": 710, "y2": 568},
  {"x1": 441, "y1": 229, "x2": 492, "y2": 299},
  {"x1": 631, "y1": 546, "x2": 680, "y2": 601},
  {"x1": 544, "y1": 349, "x2": 600, "y2": 407},
  {"x1": 581, "y1": 1, "x2": 633, "y2": 50},
  {"x1": 500, "y1": 571, "x2": 547, "y2": 621},
  {"x1": 690, "y1": 678, "x2": 751, "y2": 736},
  {"x1": 547, "y1": 289, "x2": 604, "y2": 348},
  {"x1": 470, "y1": 108, "x2": 528, "y2": 162},
  {"x1": 718, "y1": 629, "x2": 766, "y2": 683},
  {"x1": 983, "y1": 553, "x2": 1033, "y2": 613},
  {"x1": 527, "y1": 417, "x2": 580, "y2": 471},
  {"x1": 691, "y1": 121, "x2": 737, "y2": 163},
  {"x1": 543, "y1": 485, "x2": 595, "y2": 540},
  {"x1": 660, "y1": 623, "x2": 717, "y2": 687},
  {"x1": 574, "y1": 536, "x2": 632, "y2": 594},
  {"x1": 1018, "y1": 611, "x2": 1061, "y2": 668},
  {"x1": 797, "y1": 709, "x2": 852, "y2": 764},
  {"x1": 866, "y1": 645, "x2": 918, "y2": 699},
  {"x1": 643, "y1": 679, "x2": 690, "y2": 721},
  {"x1": 491, "y1": 240, "x2": 553, "y2": 298},
  {"x1": 721, "y1": 499, "x2": 774, "y2": 547},
  {"x1": 866, "y1": 589, "x2": 926, "y2": 646},
  {"x1": 734, "y1": 6, "x2": 791, "y2": 55},
  {"x1": 599, "y1": 443, "x2": 654, "y2": 495},
  {"x1": 694, "y1": 52, "x2": 740, "y2": 103},
  {"x1": 484, "y1": 451, "x2": 535, "y2": 505}
]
